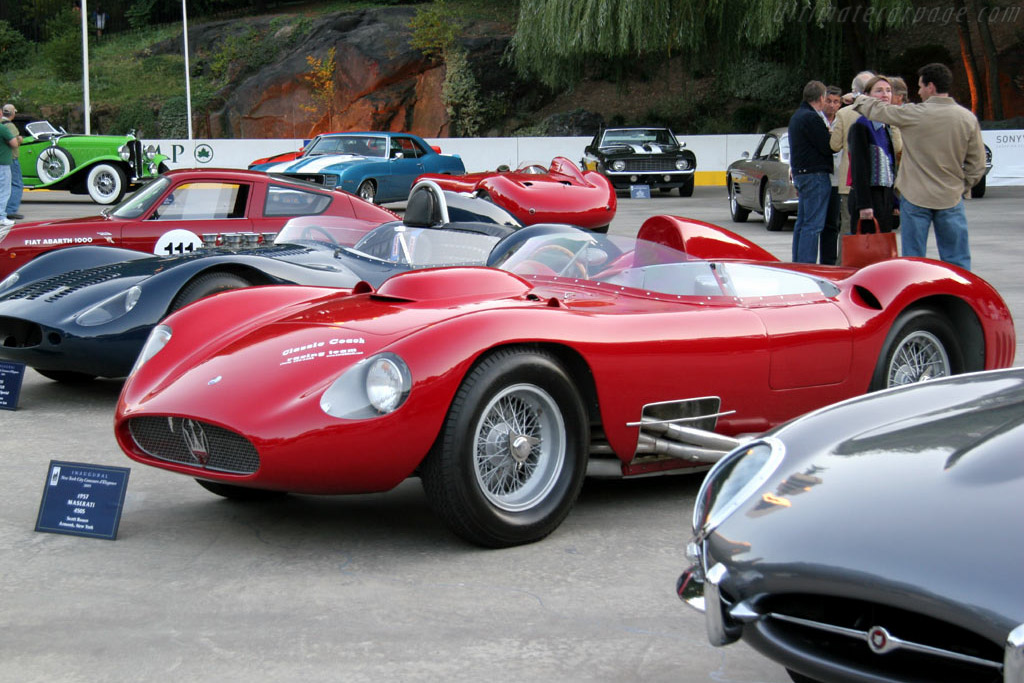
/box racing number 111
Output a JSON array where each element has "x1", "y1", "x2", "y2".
[{"x1": 163, "y1": 242, "x2": 197, "y2": 255}]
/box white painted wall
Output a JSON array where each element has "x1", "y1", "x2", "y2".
[{"x1": 149, "y1": 131, "x2": 1024, "y2": 186}]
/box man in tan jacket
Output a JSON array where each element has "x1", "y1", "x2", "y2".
[{"x1": 852, "y1": 63, "x2": 985, "y2": 271}]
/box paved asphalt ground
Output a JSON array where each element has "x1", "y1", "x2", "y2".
[{"x1": 3, "y1": 185, "x2": 1023, "y2": 682}]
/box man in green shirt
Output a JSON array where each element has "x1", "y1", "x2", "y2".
[
  {"x1": 2, "y1": 104, "x2": 24, "y2": 220},
  {"x1": 0, "y1": 114, "x2": 19, "y2": 227}
]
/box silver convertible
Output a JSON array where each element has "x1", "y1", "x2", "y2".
[{"x1": 726, "y1": 128, "x2": 800, "y2": 231}]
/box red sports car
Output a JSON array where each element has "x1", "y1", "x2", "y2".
[
  {"x1": 417, "y1": 157, "x2": 616, "y2": 232},
  {"x1": 0, "y1": 168, "x2": 397, "y2": 278},
  {"x1": 115, "y1": 217, "x2": 1014, "y2": 548}
]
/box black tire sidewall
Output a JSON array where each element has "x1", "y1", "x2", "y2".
[
  {"x1": 170, "y1": 272, "x2": 250, "y2": 312},
  {"x1": 869, "y1": 308, "x2": 963, "y2": 391},
  {"x1": 423, "y1": 349, "x2": 588, "y2": 547}
]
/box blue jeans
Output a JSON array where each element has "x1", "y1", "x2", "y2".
[
  {"x1": 899, "y1": 198, "x2": 970, "y2": 271},
  {"x1": 791, "y1": 172, "x2": 831, "y2": 263},
  {"x1": 0, "y1": 164, "x2": 10, "y2": 220},
  {"x1": 7, "y1": 161, "x2": 22, "y2": 214}
]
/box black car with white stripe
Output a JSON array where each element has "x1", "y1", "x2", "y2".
[{"x1": 581, "y1": 127, "x2": 697, "y2": 196}]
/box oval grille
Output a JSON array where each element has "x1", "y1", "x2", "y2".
[{"x1": 128, "y1": 416, "x2": 260, "y2": 474}]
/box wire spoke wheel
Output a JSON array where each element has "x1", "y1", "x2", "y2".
[
  {"x1": 886, "y1": 330, "x2": 950, "y2": 386},
  {"x1": 473, "y1": 384, "x2": 565, "y2": 512}
]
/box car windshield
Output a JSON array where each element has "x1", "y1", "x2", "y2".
[
  {"x1": 304, "y1": 135, "x2": 388, "y2": 159},
  {"x1": 274, "y1": 215, "x2": 504, "y2": 267},
  {"x1": 346, "y1": 226, "x2": 503, "y2": 267},
  {"x1": 601, "y1": 129, "x2": 678, "y2": 146},
  {"x1": 110, "y1": 176, "x2": 171, "y2": 219},
  {"x1": 25, "y1": 121, "x2": 61, "y2": 138},
  {"x1": 490, "y1": 231, "x2": 833, "y2": 299}
]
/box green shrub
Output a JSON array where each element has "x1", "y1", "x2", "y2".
[
  {"x1": 158, "y1": 95, "x2": 190, "y2": 138},
  {"x1": 114, "y1": 100, "x2": 159, "y2": 138},
  {"x1": 0, "y1": 21, "x2": 33, "y2": 71}
]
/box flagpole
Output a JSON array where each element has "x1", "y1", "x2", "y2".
[
  {"x1": 80, "y1": 0, "x2": 91, "y2": 134},
  {"x1": 182, "y1": 0, "x2": 194, "y2": 147}
]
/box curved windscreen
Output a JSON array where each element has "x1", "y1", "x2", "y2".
[
  {"x1": 490, "y1": 229, "x2": 836, "y2": 300},
  {"x1": 347, "y1": 225, "x2": 502, "y2": 267},
  {"x1": 305, "y1": 134, "x2": 388, "y2": 159},
  {"x1": 111, "y1": 176, "x2": 171, "y2": 219}
]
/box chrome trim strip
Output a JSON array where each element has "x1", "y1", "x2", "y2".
[
  {"x1": 626, "y1": 410, "x2": 736, "y2": 427},
  {"x1": 704, "y1": 563, "x2": 739, "y2": 646},
  {"x1": 1004, "y1": 623, "x2": 1024, "y2": 682},
  {"x1": 770, "y1": 613, "x2": 1002, "y2": 670}
]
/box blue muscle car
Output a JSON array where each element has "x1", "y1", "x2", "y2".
[{"x1": 249, "y1": 132, "x2": 465, "y2": 204}]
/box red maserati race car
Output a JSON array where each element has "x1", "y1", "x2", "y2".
[
  {"x1": 0, "y1": 168, "x2": 397, "y2": 278},
  {"x1": 115, "y1": 217, "x2": 1014, "y2": 548},
  {"x1": 417, "y1": 157, "x2": 616, "y2": 232}
]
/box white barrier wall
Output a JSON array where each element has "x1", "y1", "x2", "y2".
[{"x1": 150, "y1": 131, "x2": 1024, "y2": 187}]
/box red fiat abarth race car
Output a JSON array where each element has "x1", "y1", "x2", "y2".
[{"x1": 0, "y1": 168, "x2": 396, "y2": 278}]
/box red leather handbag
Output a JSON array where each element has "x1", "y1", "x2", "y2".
[{"x1": 841, "y1": 218, "x2": 898, "y2": 268}]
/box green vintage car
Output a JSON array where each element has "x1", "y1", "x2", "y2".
[{"x1": 16, "y1": 120, "x2": 168, "y2": 205}]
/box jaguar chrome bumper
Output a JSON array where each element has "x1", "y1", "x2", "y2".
[{"x1": 677, "y1": 546, "x2": 1024, "y2": 682}]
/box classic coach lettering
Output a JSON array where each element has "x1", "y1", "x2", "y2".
[
  {"x1": 23, "y1": 237, "x2": 94, "y2": 246},
  {"x1": 282, "y1": 338, "x2": 365, "y2": 356}
]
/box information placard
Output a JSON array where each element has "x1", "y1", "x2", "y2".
[
  {"x1": 36, "y1": 461, "x2": 131, "y2": 540},
  {"x1": 630, "y1": 184, "x2": 651, "y2": 199},
  {"x1": 0, "y1": 361, "x2": 26, "y2": 411}
]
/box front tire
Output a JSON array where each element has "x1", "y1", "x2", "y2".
[
  {"x1": 170, "y1": 272, "x2": 251, "y2": 313},
  {"x1": 678, "y1": 176, "x2": 694, "y2": 197},
  {"x1": 971, "y1": 174, "x2": 986, "y2": 198},
  {"x1": 729, "y1": 182, "x2": 750, "y2": 222},
  {"x1": 36, "y1": 146, "x2": 74, "y2": 183},
  {"x1": 421, "y1": 348, "x2": 589, "y2": 547},
  {"x1": 86, "y1": 163, "x2": 127, "y2": 204},
  {"x1": 869, "y1": 308, "x2": 963, "y2": 390},
  {"x1": 357, "y1": 179, "x2": 377, "y2": 203}
]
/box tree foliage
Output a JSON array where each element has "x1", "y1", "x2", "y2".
[{"x1": 511, "y1": 0, "x2": 914, "y2": 90}]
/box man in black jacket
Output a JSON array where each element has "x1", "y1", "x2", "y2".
[{"x1": 788, "y1": 80, "x2": 833, "y2": 263}]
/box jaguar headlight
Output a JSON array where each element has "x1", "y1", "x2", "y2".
[
  {"x1": 675, "y1": 158, "x2": 691, "y2": 170},
  {"x1": 0, "y1": 272, "x2": 19, "y2": 294},
  {"x1": 118, "y1": 144, "x2": 131, "y2": 161},
  {"x1": 145, "y1": 144, "x2": 157, "y2": 161},
  {"x1": 321, "y1": 352, "x2": 411, "y2": 419},
  {"x1": 693, "y1": 437, "x2": 785, "y2": 535},
  {"x1": 611, "y1": 160, "x2": 626, "y2": 172},
  {"x1": 131, "y1": 324, "x2": 172, "y2": 375},
  {"x1": 77, "y1": 286, "x2": 142, "y2": 326}
]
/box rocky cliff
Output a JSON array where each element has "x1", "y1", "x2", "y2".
[{"x1": 156, "y1": 6, "x2": 536, "y2": 139}]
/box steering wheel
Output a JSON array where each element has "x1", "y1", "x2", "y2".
[
  {"x1": 301, "y1": 226, "x2": 339, "y2": 246},
  {"x1": 529, "y1": 244, "x2": 588, "y2": 278}
]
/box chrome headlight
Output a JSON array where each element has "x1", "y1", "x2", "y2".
[
  {"x1": 131, "y1": 324, "x2": 172, "y2": 375},
  {"x1": 0, "y1": 272, "x2": 19, "y2": 294},
  {"x1": 321, "y1": 352, "x2": 411, "y2": 419},
  {"x1": 610, "y1": 160, "x2": 626, "y2": 172},
  {"x1": 76, "y1": 286, "x2": 142, "y2": 326},
  {"x1": 145, "y1": 144, "x2": 157, "y2": 161},
  {"x1": 118, "y1": 144, "x2": 131, "y2": 161},
  {"x1": 693, "y1": 437, "x2": 785, "y2": 536},
  {"x1": 675, "y1": 158, "x2": 691, "y2": 170}
]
